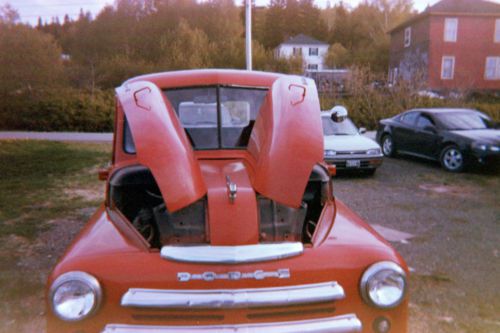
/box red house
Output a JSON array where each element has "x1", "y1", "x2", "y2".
[{"x1": 388, "y1": 0, "x2": 500, "y2": 93}]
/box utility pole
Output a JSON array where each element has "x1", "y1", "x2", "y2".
[{"x1": 245, "y1": 0, "x2": 252, "y2": 70}]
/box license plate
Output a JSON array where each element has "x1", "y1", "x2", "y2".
[{"x1": 346, "y1": 160, "x2": 361, "y2": 168}]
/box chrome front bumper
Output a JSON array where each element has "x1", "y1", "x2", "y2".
[{"x1": 102, "y1": 314, "x2": 362, "y2": 333}]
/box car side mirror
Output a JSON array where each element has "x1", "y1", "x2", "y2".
[
  {"x1": 359, "y1": 127, "x2": 367, "y2": 134},
  {"x1": 330, "y1": 105, "x2": 348, "y2": 123},
  {"x1": 98, "y1": 167, "x2": 110, "y2": 181}
]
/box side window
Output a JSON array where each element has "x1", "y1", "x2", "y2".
[
  {"x1": 441, "y1": 56, "x2": 455, "y2": 80},
  {"x1": 404, "y1": 27, "x2": 411, "y2": 47},
  {"x1": 485, "y1": 56, "x2": 500, "y2": 80},
  {"x1": 309, "y1": 47, "x2": 319, "y2": 56},
  {"x1": 495, "y1": 19, "x2": 500, "y2": 43},
  {"x1": 444, "y1": 18, "x2": 458, "y2": 42},
  {"x1": 123, "y1": 117, "x2": 136, "y2": 154},
  {"x1": 400, "y1": 112, "x2": 418, "y2": 126},
  {"x1": 416, "y1": 115, "x2": 434, "y2": 129}
]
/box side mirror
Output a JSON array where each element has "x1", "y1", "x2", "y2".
[
  {"x1": 98, "y1": 167, "x2": 110, "y2": 181},
  {"x1": 359, "y1": 127, "x2": 367, "y2": 134},
  {"x1": 330, "y1": 105, "x2": 348, "y2": 123}
]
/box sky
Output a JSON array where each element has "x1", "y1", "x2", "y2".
[{"x1": 3, "y1": 0, "x2": 499, "y2": 26}]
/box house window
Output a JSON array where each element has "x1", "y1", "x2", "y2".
[
  {"x1": 485, "y1": 57, "x2": 500, "y2": 80},
  {"x1": 292, "y1": 47, "x2": 302, "y2": 56},
  {"x1": 444, "y1": 18, "x2": 458, "y2": 42},
  {"x1": 309, "y1": 47, "x2": 319, "y2": 56},
  {"x1": 495, "y1": 19, "x2": 500, "y2": 43},
  {"x1": 391, "y1": 67, "x2": 399, "y2": 85},
  {"x1": 307, "y1": 64, "x2": 318, "y2": 70},
  {"x1": 404, "y1": 27, "x2": 411, "y2": 47},
  {"x1": 441, "y1": 56, "x2": 455, "y2": 80}
]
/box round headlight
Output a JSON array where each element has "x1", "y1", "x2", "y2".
[
  {"x1": 360, "y1": 261, "x2": 407, "y2": 309},
  {"x1": 50, "y1": 271, "x2": 102, "y2": 321},
  {"x1": 324, "y1": 150, "x2": 337, "y2": 157}
]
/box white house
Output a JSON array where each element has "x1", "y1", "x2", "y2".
[{"x1": 275, "y1": 34, "x2": 329, "y2": 71}]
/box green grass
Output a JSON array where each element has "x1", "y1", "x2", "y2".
[
  {"x1": 0, "y1": 140, "x2": 110, "y2": 238},
  {"x1": 0, "y1": 140, "x2": 111, "y2": 332}
]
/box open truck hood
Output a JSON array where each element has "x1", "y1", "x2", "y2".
[
  {"x1": 116, "y1": 76, "x2": 323, "y2": 212},
  {"x1": 115, "y1": 81, "x2": 207, "y2": 212},
  {"x1": 247, "y1": 76, "x2": 324, "y2": 208}
]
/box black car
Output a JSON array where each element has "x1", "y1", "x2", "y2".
[{"x1": 376, "y1": 108, "x2": 500, "y2": 172}]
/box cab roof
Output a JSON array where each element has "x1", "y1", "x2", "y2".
[{"x1": 124, "y1": 69, "x2": 284, "y2": 89}]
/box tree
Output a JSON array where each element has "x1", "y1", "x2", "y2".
[
  {"x1": 0, "y1": 25, "x2": 64, "y2": 95},
  {"x1": 97, "y1": 55, "x2": 153, "y2": 88},
  {"x1": 262, "y1": 0, "x2": 286, "y2": 49},
  {"x1": 324, "y1": 42, "x2": 350, "y2": 69},
  {"x1": 323, "y1": 0, "x2": 414, "y2": 73},
  {"x1": 159, "y1": 19, "x2": 213, "y2": 70},
  {"x1": 0, "y1": 3, "x2": 19, "y2": 25}
]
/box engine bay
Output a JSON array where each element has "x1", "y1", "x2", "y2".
[{"x1": 109, "y1": 164, "x2": 328, "y2": 248}]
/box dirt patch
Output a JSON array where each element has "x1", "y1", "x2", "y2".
[
  {"x1": 334, "y1": 157, "x2": 500, "y2": 333},
  {"x1": 63, "y1": 188, "x2": 102, "y2": 202},
  {"x1": 0, "y1": 214, "x2": 90, "y2": 333},
  {"x1": 418, "y1": 183, "x2": 476, "y2": 197}
]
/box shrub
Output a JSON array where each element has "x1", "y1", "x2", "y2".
[
  {"x1": 320, "y1": 66, "x2": 500, "y2": 129},
  {"x1": 0, "y1": 88, "x2": 114, "y2": 132}
]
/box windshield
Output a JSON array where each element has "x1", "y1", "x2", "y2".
[
  {"x1": 165, "y1": 86, "x2": 267, "y2": 149},
  {"x1": 435, "y1": 112, "x2": 493, "y2": 130},
  {"x1": 322, "y1": 117, "x2": 358, "y2": 135}
]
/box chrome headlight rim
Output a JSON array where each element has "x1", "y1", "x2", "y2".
[
  {"x1": 50, "y1": 271, "x2": 102, "y2": 321},
  {"x1": 360, "y1": 261, "x2": 407, "y2": 309}
]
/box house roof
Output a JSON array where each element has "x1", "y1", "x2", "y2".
[
  {"x1": 429, "y1": 0, "x2": 500, "y2": 14},
  {"x1": 388, "y1": 0, "x2": 500, "y2": 34},
  {"x1": 279, "y1": 34, "x2": 328, "y2": 46}
]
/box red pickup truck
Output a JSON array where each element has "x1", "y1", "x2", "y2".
[{"x1": 46, "y1": 69, "x2": 408, "y2": 333}]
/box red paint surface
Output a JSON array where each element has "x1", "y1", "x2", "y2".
[
  {"x1": 201, "y1": 160, "x2": 259, "y2": 245},
  {"x1": 47, "y1": 201, "x2": 408, "y2": 333},
  {"x1": 47, "y1": 70, "x2": 408, "y2": 333},
  {"x1": 247, "y1": 76, "x2": 324, "y2": 208},
  {"x1": 116, "y1": 81, "x2": 207, "y2": 212}
]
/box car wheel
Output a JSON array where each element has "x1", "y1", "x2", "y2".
[
  {"x1": 381, "y1": 134, "x2": 396, "y2": 157},
  {"x1": 440, "y1": 145, "x2": 464, "y2": 172}
]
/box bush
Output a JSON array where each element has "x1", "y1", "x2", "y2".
[
  {"x1": 0, "y1": 88, "x2": 114, "y2": 132},
  {"x1": 320, "y1": 67, "x2": 500, "y2": 129}
]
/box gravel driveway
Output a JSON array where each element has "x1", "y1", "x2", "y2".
[
  {"x1": 1, "y1": 138, "x2": 497, "y2": 333},
  {"x1": 334, "y1": 156, "x2": 500, "y2": 333}
]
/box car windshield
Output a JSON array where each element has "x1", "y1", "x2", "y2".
[
  {"x1": 322, "y1": 117, "x2": 358, "y2": 135},
  {"x1": 435, "y1": 112, "x2": 493, "y2": 130}
]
